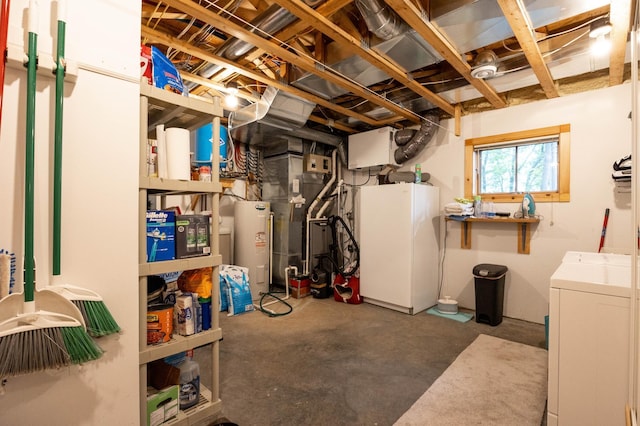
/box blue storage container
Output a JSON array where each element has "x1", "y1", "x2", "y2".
[{"x1": 195, "y1": 123, "x2": 227, "y2": 168}]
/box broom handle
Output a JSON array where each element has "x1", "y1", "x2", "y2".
[
  {"x1": 0, "y1": 0, "x2": 10, "y2": 133},
  {"x1": 598, "y1": 208, "x2": 610, "y2": 253},
  {"x1": 53, "y1": 0, "x2": 66, "y2": 276},
  {"x1": 24, "y1": 0, "x2": 38, "y2": 303}
]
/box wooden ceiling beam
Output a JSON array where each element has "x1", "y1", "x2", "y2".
[
  {"x1": 160, "y1": 0, "x2": 420, "y2": 123},
  {"x1": 181, "y1": 71, "x2": 260, "y2": 102},
  {"x1": 271, "y1": 0, "x2": 456, "y2": 116},
  {"x1": 141, "y1": 25, "x2": 389, "y2": 126},
  {"x1": 609, "y1": 0, "x2": 632, "y2": 85},
  {"x1": 308, "y1": 115, "x2": 358, "y2": 133},
  {"x1": 274, "y1": 0, "x2": 354, "y2": 44},
  {"x1": 383, "y1": 0, "x2": 507, "y2": 109},
  {"x1": 497, "y1": 0, "x2": 559, "y2": 98}
]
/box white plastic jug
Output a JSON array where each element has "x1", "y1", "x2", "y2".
[{"x1": 178, "y1": 351, "x2": 200, "y2": 410}]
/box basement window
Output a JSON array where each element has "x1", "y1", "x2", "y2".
[{"x1": 464, "y1": 124, "x2": 570, "y2": 203}]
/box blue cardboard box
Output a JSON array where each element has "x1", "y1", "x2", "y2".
[{"x1": 146, "y1": 210, "x2": 175, "y2": 262}]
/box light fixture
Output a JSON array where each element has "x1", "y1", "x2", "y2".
[
  {"x1": 225, "y1": 81, "x2": 238, "y2": 108},
  {"x1": 589, "y1": 17, "x2": 612, "y2": 39},
  {"x1": 589, "y1": 17, "x2": 612, "y2": 57},
  {"x1": 591, "y1": 34, "x2": 611, "y2": 56},
  {"x1": 471, "y1": 50, "x2": 498, "y2": 79}
]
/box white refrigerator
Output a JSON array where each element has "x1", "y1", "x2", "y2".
[{"x1": 359, "y1": 183, "x2": 440, "y2": 314}]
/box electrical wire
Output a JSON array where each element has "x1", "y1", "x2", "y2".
[
  {"x1": 343, "y1": 168, "x2": 373, "y2": 187},
  {"x1": 438, "y1": 218, "x2": 448, "y2": 300},
  {"x1": 198, "y1": 0, "x2": 445, "y2": 129}
]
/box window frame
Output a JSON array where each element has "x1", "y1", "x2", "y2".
[{"x1": 464, "y1": 124, "x2": 571, "y2": 203}]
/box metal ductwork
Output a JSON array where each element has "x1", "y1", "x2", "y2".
[
  {"x1": 393, "y1": 115, "x2": 439, "y2": 164},
  {"x1": 229, "y1": 86, "x2": 346, "y2": 154},
  {"x1": 292, "y1": 0, "x2": 442, "y2": 113},
  {"x1": 292, "y1": 0, "x2": 609, "y2": 118},
  {"x1": 354, "y1": 0, "x2": 407, "y2": 40},
  {"x1": 191, "y1": 0, "x2": 324, "y2": 85}
]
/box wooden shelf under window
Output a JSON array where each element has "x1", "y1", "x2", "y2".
[{"x1": 445, "y1": 216, "x2": 540, "y2": 254}]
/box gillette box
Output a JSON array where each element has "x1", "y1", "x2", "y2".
[
  {"x1": 146, "y1": 210, "x2": 175, "y2": 262},
  {"x1": 175, "y1": 215, "x2": 210, "y2": 259},
  {"x1": 147, "y1": 385, "x2": 178, "y2": 426}
]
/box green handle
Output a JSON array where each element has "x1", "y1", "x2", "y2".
[
  {"x1": 53, "y1": 19, "x2": 66, "y2": 276},
  {"x1": 24, "y1": 30, "x2": 37, "y2": 302}
]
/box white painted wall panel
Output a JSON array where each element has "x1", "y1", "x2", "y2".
[
  {"x1": 0, "y1": 1, "x2": 140, "y2": 424},
  {"x1": 350, "y1": 83, "x2": 633, "y2": 324}
]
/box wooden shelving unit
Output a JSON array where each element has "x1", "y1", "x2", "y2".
[
  {"x1": 139, "y1": 84, "x2": 224, "y2": 425},
  {"x1": 446, "y1": 216, "x2": 540, "y2": 254}
]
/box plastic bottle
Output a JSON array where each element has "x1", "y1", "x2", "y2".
[
  {"x1": 178, "y1": 350, "x2": 200, "y2": 410},
  {"x1": 415, "y1": 164, "x2": 422, "y2": 183},
  {"x1": 474, "y1": 196, "x2": 483, "y2": 217}
]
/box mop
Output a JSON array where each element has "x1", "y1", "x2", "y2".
[
  {"x1": 48, "y1": 0, "x2": 120, "y2": 337},
  {"x1": 0, "y1": 0, "x2": 101, "y2": 377}
]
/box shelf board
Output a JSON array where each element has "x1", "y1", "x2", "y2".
[
  {"x1": 141, "y1": 84, "x2": 223, "y2": 131},
  {"x1": 139, "y1": 255, "x2": 222, "y2": 276},
  {"x1": 447, "y1": 216, "x2": 540, "y2": 224},
  {"x1": 445, "y1": 216, "x2": 540, "y2": 254},
  {"x1": 140, "y1": 176, "x2": 222, "y2": 194},
  {"x1": 160, "y1": 385, "x2": 222, "y2": 426},
  {"x1": 140, "y1": 328, "x2": 223, "y2": 364}
]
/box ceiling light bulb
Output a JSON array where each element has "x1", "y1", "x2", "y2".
[
  {"x1": 225, "y1": 93, "x2": 238, "y2": 108},
  {"x1": 224, "y1": 81, "x2": 239, "y2": 108},
  {"x1": 591, "y1": 34, "x2": 611, "y2": 57},
  {"x1": 589, "y1": 18, "x2": 612, "y2": 39},
  {"x1": 226, "y1": 81, "x2": 238, "y2": 94}
]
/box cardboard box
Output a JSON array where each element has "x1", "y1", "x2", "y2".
[
  {"x1": 146, "y1": 210, "x2": 175, "y2": 262},
  {"x1": 289, "y1": 275, "x2": 311, "y2": 299},
  {"x1": 289, "y1": 285, "x2": 311, "y2": 299},
  {"x1": 175, "y1": 215, "x2": 210, "y2": 259},
  {"x1": 147, "y1": 385, "x2": 179, "y2": 426}
]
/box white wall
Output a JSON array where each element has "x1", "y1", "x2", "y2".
[
  {"x1": 0, "y1": 1, "x2": 140, "y2": 424},
  {"x1": 412, "y1": 83, "x2": 633, "y2": 323}
]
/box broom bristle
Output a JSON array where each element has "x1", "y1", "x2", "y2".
[
  {"x1": 61, "y1": 326, "x2": 103, "y2": 363},
  {"x1": 72, "y1": 300, "x2": 121, "y2": 337},
  {"x1": 0, "y1": 325, "x2": 103, "y2": 377}
]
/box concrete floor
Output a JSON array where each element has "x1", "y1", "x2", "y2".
[{"x1": 210, "y1": 296, "x2": 547, "y2": 426}]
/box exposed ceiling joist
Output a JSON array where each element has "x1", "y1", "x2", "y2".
[
  {"x1": 270, "y1": 0, "x2": 456, "y2": 116},
  {"x1": 383, "y1": 0, "x2": 507, "y2": 109},
  {"x1": 609, "y1": 0, "x2": 633, "y2": 85},
  {"x1": 497, "y1": 0, "x2": 559, "y2": 98},
  {"x1": 141, "y1": 25, "x2": 385, "y2": 126},
  {"x1": 160, "y1": 0, "x2": 421, "y2": 123},
  {"x1": 308, "y1": 115, "x2": 357, "y2": 132},
  {"x1": 180, "y1": 71, "x2": 261, "y2": 102},
  {"x1": 274, "y1": 0, "x2": 354, "y2": 44}
]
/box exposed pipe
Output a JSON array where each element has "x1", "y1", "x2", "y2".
[
  {"x1": 393, "y1": 115, "x2": 440, "y2": 164},
  {"x1": 255, "y1": 263, "x2": 293, "y2": 313},
  {"x1": 317, "y1": 178, "x2": 343, "y2": 219},
  {"x1": 307, "y1": 150, "x2": 338, "y2": 218},
  {"x1": 305, "y1": 149, "x2": 338, "y2": 274}
]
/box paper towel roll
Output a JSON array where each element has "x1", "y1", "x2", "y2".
[
  {"x1": 156, "y1": 125, "x2": 168, "y2": 178},
  {"x1": 165, "y1": 127, "x2": 190, "y2": 180},
  {"x1": 176, "y1": 294, "x2": 195, "y2": 336}
]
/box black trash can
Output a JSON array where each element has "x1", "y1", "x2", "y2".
[{"x1": 473, "y1": 264, "x2": 508, "y2": 326}]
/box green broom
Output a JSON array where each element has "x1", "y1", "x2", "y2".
[
  {"x1": 0, "y1": 0, "x2": 101, "y2": 377},
  {"x1": 48, "y1": 284, "x2": 121, "y2": 337},
  {"x1": 50, "y1": 1, "x2": 119, "y2": 337}
]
